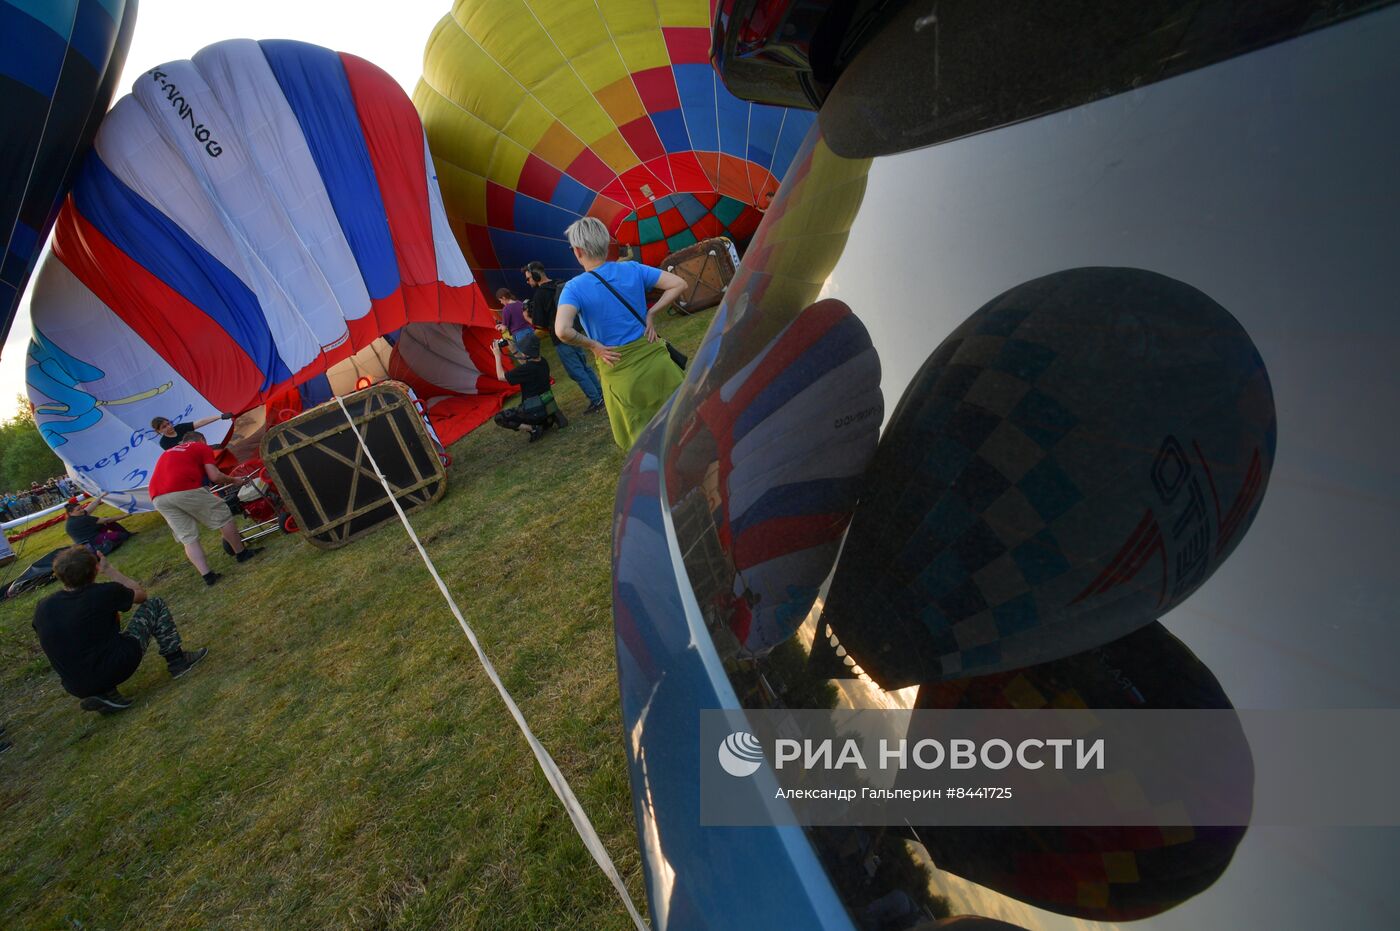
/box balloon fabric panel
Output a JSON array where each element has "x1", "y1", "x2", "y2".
[
  {"x1": 415, "y1": 0, "x2": 816, "y2": 298},
  {"x1": 0, "y1": 0, "x2": 136, "y2": 346},
  {"x1": 819, "y1": 268, "x2": 1277, "y2": 688},
  {"x1": 29, "y1": 38, "x2": 504, "y2": 494}
]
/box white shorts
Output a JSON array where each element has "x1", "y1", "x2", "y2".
[{"x1": 154, "y1": 487, "x2": 233, "y2": 544}]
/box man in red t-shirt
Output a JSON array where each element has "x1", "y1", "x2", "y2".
[{"x1": 149, "y1": 432, "x2": 257, "y2": 586}]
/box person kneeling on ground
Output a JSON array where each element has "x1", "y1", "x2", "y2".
[
  {"x1": 63, "y1": 493, "x2": 133, "y2": 554},
  {"x1": 32, "y1": 547, "x2": 206, "y2": 714},
  {"x1": 491, "y1": 330, "x2": 566, "y2": 443},
  {"x1": 150, "y1": 431, "x2": 257, "y2": 585}
]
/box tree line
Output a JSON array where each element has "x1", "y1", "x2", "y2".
[{"x1": 0, "y1": 395, "x2": 65, "y2": 491}]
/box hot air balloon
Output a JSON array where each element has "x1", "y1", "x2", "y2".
[
  {"x1": 664, "y1": 298, "x2": 882, "y2": 655},
  {"x1": 26, "y1": 38, "x2": 514, "y2": 495},
  {"x1": 817, "y1": 267, "x2": 1277, "y2": 688},
  {"x1": 909, "y1": 621, "x2": 1252, "y2": 922},
  {"x1": 1, "y1": 0, "x2": 137, "y2": 346},
  {"x1": 413, "y1": 0, "x2": 816, "y2": 299}
]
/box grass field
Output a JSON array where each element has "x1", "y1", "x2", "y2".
[{"x1": 0, "y1": 311, "x2": 714, "y2": 929}]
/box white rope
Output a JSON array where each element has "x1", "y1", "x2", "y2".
[{"x1": 333, "y1": 395, "x2": 647, "y2": 929}]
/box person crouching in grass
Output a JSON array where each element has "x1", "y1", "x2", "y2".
[{"x1": 32, "y1": 547, "x2": 207, "y2": 713}]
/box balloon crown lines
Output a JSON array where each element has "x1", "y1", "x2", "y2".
[{"x1": 145, "y1": 69, "x2": 224, "y2": 158}]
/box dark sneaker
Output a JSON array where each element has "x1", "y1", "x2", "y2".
[
  {"x1": 552, "y1": 410, "x2": 569, "y2": 429},
  {"x1": 234, "y1": 547, "x2": 259, "y2": 563},
  {"x1": 527, "y1": 425, "x2": 545, "y2": 443},
  {"x1": 585, "y1": 399, "x2": 605, "y2": 414},
  {"x1": 203, "y1": 571, "x2": 222, "y2": 586},
  {"x1": 167, "y1": 647, "x2": 209, "y2": 679},
  {"x1": 80, "y1": 690, "x2": 134, "y2": 713}
]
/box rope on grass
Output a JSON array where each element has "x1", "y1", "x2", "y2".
[{"x1": 334, "y1": 396, "x2": 648, "y2": 930}]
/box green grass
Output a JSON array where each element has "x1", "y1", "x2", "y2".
[{"x1": 0, "y1": 311, "x2": 715, "y2": 929}]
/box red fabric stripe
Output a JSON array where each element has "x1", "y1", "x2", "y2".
[
  {"x1": 486, "y1": 181, "x2": 516, "y2": 227},
  {"x1": 462, "y1": 223, "x2": 498, "y2": 268},
  {"x1": 663, "y1": 27, "x2": 711, "y2": 64},
  {"x1": 339, "y1": 54, "x2": 436, "y2": 293},
  {"x1": 599, "y1": 178, "x2": 637, "y2": 210},
  {"x1": 657, "y1": 152, "x2": 711, "y2": 193},
  {"x1": 619, "y1": 116, "x2": 667, "y2": 165},
  {"x1": 658, "y1": 207, "x2": 687, "y2": 237},
  {"x1": 633, "y1": 67, "x2": 682, "y2": 111},
  {"x1": 734, "y1": 514, "x2": 845, "y2": 569},
  {"x1": 1073, "y1": 509, "x2": 1157, "y2": 604},
  {"x1": 691, "y1": 214, "x2": 724, "y2": 240},
  {"x1": 720, "y1": 300, "x2": 851, "y2": 413},
  {"x1": 517, "y1": 154, "x2": 564, "y2": 202},
  {"x1": 566, "y1": 148, "x2": 617, "y2": 190},
  {"x1": 53, "y1": 208, "x2": 263, "y2": 413}
]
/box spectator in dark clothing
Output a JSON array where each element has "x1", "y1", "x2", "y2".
[
  {"x1": 64, "y1": 494, "x2": 133, "y2": 554},
  {"x1": 32, "y1": 546, "x2": 207, "y2": 713},
  {"x1": 491, "y1": 331, "x2": 566, "y2": 442},
  {"x1": 522, "y1": 260, "x2": 604, "y2": 414},
  {"x1": 152, "y1": 412, "x2": 234, "y2": 450},
  {"x1": 495, "y1": 288, "x2": 532, "y2": 343}
]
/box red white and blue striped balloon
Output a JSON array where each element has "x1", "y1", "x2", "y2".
[{"x1": 27, "y1": 39, "x2": 501, "y2": 493}]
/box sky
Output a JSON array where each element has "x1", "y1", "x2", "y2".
[{"x1": 0, "y1": 0, "x2": 452, "y2": 412}]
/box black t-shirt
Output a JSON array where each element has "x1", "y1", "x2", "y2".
[
  {"x1": 33, "y1": 582, "x2": 141, "y2": 697},
  {"x1": 527, "y1": 280, "x2": 564, "y2": 344},
  {"x1": 505, "y1": 358, "x2": 551, "y2": 401},
  {"x1": 65, "y1": 513, "x2": 101, "y2": 544},
  {"x1": 158, "y1": 421, "x2": 196, "y2": 450}
]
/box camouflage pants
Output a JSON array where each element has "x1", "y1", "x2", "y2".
[{"x1": 123, "y1": 597, "x2": 183, "y2": 658}]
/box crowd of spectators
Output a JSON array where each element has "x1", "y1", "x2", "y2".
[{"x1": 0, "y1": 476, "x2": 81, "y2": 522}]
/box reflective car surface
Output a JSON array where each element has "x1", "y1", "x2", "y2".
[{"x1": 614, "y1": 3, "x2": 1400, "y2": 928}]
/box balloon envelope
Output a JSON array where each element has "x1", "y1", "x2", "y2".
[
  {"x1": 821, "y1": 267, "x2": 1277, "y2": 687},
  {"x1": 414, "y1": 0, "x2": 817, "y2": 298},
  {"x1": 913, "y1": 621, "x2": 1252, "y2": 922},
  {"x1": 1, "y1": 0, "x2": 137, "y2": 346},
  {"x1": 665, "y1": 298, "x2": 883, "y2": 654},
  {"x1": 27, "y1": 39, "x2": 511, "y2": 493}
]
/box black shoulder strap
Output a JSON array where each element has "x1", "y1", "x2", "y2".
[{"x1": 588, "y1": 270, "x2": 647, "y2": 326}]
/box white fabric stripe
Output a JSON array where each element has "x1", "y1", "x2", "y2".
[
  {"x1": 394, "y1": 322, "x2": 482, "y2": 394},
  {"x1": 28, "y1": 254, "x2": 219, "y2": 493},
  {"x1": 112, "y1": 60, "x2": 326, "y2": 369},
  {"x1": 422, "y1": 132, "x2": 473, "y2": 287},
  {"x1": 727, "y1": 349, "x2": 881, "y2": 517},
  {"x1": 194, "y1": 40, "x2": 371, "y2": 325},
  {"x1": 104, "y1": 54, "x2": 328, "y2": 372},
  {"x1": 332, "y1": 395, "x2": 648, "y2": 931}
]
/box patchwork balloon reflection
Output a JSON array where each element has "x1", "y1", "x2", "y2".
[{"x1": 819, "y1": 268, "x2": 1277, "y2": 687}]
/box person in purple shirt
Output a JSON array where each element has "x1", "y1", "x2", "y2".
[{"x1": 496, "y1": 288, "x2": 532, "y2": 341}]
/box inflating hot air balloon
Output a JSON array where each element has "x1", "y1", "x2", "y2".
[
  {"x1": 819, "y1": 267, "x2": 1277, "y2": 688},
  {"x1": 27, "y1": 38, "x2": 512, "y2": 495},
  {"x1": 1, "y1": 0, "x2": 137, "y2": 346},
  {"x1": 909, "y1": 621, "x2": 1252, "y2": 922},
  {"x1": 414, "y1": 0, "x2": 816, "y2": 299},
  {"x1": 665, "y1": 298, "x2": 882, "y2": 654}
]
